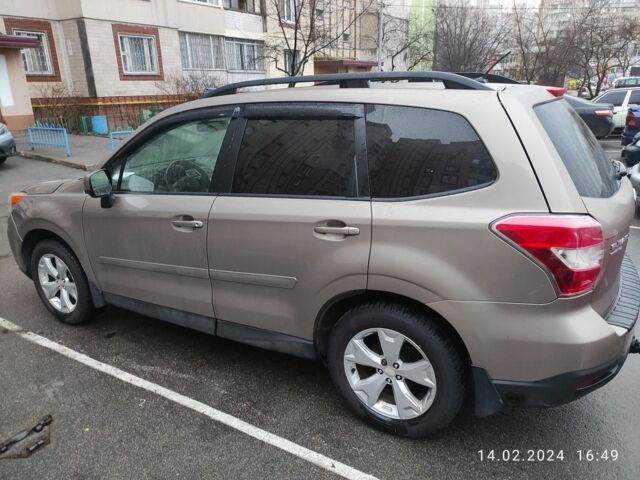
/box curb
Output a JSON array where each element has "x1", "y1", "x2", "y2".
[{"x1": 17, "y1": 150, "x2": 96, "y2": 171}]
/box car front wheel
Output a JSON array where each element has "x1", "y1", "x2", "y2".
[{"x1": 31, "y1": 239, "x2": 95, "y2": 325}]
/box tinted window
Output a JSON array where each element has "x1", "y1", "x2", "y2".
[
  {"x1": 629, "y1": 90, "x2": 640, "y2": 104},
  {"x1": 365, "y1": 105, "x2": 497, "y2": 198},
  {"x1": 118, "y1": 118, "x2": 230, "y2": 193},
  {"x1": 596, "y1": 91, "x2": 626, "y2": 106},
  {"x1": 535, "y1": 99, "x2": 617, "y2": 198},
  {"x1": 232, "y1": 117, "x2": 356, "y2": 197}
]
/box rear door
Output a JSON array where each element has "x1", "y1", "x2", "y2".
[{"x1": 207, "y1": 103, "x2": 371, "y2": 340}]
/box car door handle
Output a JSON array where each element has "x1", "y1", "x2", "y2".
[
  {"x1": 171, "y1": 219, "x2": 204, "y2": 229},
  {"x1": 313, "y1": 226, "x2": 360, "y2": 236}
]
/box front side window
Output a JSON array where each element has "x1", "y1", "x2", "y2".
[
  {"x1": 596, "y1": 91, "x2": 627, "y2": 106},
  {"x1": 117, "y1": 117, "x2": 231, "y2": 193},
  {"x1": 180, "y1": 32, "x2": 225, "y2": 70},
  {"x1": 225, "y1": 39, "x2": 264, "y2": 71},
  {"x1": 365, "y1": 105, "x2": 497, "y2": 198},
  {"x1": 14, "y1": 30, "x2": 52, "y2": 75},
  {"x1": 232, "y1": 117, "x2": 357, "y2": 197},
  {"x1": 119, "y1": 34, "x2": 158, "y2": 74}
]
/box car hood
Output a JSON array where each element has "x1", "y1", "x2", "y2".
[{"x1": 22, "y1": 177, "x2": 84, "y2": 195}]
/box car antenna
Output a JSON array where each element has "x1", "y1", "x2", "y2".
[{"x1": 485, "y1": 51, "x2": 511, "y2": 82}]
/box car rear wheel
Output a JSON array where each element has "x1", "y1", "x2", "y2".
[
  {"x1": 31, "y1": 240, "x2": 95, "y2": 325},
  {"x1": 327, "y1": 302, "x2": 467, "y2": 437}
]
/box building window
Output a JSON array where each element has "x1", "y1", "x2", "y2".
[
  {"x1": 14, "y1": 30, "x2": 53, "y2": 75},
  {"x1": 282, "y1": 0, "x2": 296, "y2": 22},
  {"x1": 182, "y1": 0, "x2": 220, "y2": 6},
  {"x1": 180, "y1": 32, "x2": 225, "y2": 70},
  {"x1": 119, "y1": 34, "x2": 159, "y2": 75},
  {"x1": 284, "y1": 49, "x2": 300, "y2": 74},
  {"x1": 225, "y1": 38, "x2": 264, "y2": 71},
  {"x1": 223, "y1": 0, "x2": 257, "y2": 13}
]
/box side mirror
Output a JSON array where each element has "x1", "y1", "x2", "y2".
[{"x1": 84, "y1": 170, "x2": 115, "y2": 208}]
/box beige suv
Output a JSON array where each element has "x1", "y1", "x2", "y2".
[{"x1": 8, "y1": 72, "x2": 640, "y2": 437}]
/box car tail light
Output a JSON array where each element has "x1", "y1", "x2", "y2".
[
  {"x1": 546, "y1": 87, "x2": 566, "y2": 97},
  {"x1": 594, "y1": 110, "x2": 613, "y2": 118},
  {"x1": 627, "y1": 113, "x2": 638, "y2": 128},
  {"x1": 492, "y1": 215, "x2": 604, "y2": 296}
]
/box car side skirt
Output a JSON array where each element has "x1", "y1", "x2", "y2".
[{"x1": 102, "y1": 293, "x2": 316, "y2": 360}]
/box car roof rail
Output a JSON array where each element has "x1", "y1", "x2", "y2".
[{"x1": 202, "y1": 71, "x2": 494, "y2": 98}]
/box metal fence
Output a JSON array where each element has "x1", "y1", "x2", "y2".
[
  {"x1": 31, "y1": 95, "x2": 194, "y2": 134},
  {"x1": 108, "y1": 129, "x2": 135, "y2": 150},
  {"x1": 27, "y1": 122, "x2": 71, "y2": 157}
]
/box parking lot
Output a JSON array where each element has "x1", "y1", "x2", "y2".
[{"x1": 1, "y1": 148, "x2": 639, "y2": 480}]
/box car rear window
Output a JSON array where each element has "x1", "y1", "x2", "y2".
[{"x1": 535, "y1": 99, "x2": 618, "y2": 198}]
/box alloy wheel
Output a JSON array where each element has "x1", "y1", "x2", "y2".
[
  {"x1": 37, "y1": 253, "x2": 78, "y2": 314},
  {"x1": 343, "y1": 328, "x2": 437, "y2": 420}
]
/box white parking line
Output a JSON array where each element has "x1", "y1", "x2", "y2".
[
  {"x1": 0, "y1": 317, "x2": 378, "y2": 480},
  {"x1": 630, "y1": 226, "x2": 640, "y2": 230}
]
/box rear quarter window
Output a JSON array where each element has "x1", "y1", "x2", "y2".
[
  {"x1": 365, "y1": 105, "x2": 497, "y2": 198},
  {"x1": 535, "y1": 99, "x2": 618, "y2": 198}
]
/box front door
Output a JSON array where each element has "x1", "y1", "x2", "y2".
[
  {"x1": 208, "y1": 103, "x2": 372, "y2": 340},
  {"x1": 83, "y1": 110, "x2": 233, "y2": 318}
]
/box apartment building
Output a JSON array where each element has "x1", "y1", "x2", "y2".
[{"x1": 0, "y1": 0, "x2": 266, "y2": 101}]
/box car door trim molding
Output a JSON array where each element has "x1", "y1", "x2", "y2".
[
  {"x1": 210, "y1": 268, "x2": 297, "y2": 289},
  {"x1": 98, "y1": 256, "x2": 210, "y2": 279}
]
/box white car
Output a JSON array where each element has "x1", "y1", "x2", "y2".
[{"x1": 592, "y1": 87, "x2": 640, "y2": 129}]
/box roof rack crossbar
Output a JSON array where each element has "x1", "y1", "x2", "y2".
[{"x1": 202, "y1": 71, "x2": 493, "y2": 98}]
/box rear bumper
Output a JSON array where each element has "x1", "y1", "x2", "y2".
[
  {"x1": 473, "y1": 351, "x2": 629, "y2": 416},
  {"x1": 472, "y1": 256, "x2": 639, "y2": 416}
]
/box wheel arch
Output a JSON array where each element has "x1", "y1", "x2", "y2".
[{"x1": 313, "y1": 290, "x2": 472, "y2": 367}]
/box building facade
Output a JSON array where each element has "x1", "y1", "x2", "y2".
[
  {"x1": 0, "y1": 0, "x2": 267, "y2": 101},
  {"x1": 0, "y1": 0, "x2": 411, "y2": 130}
]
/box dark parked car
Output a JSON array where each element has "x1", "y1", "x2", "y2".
[
  {"x1": 622, "y1": 106, "x2": 640, "y2": 146},
  {"x1": 563, "y1": 95, "x2": 615, "y2": 138},
  {"x1": 623, "y1": 132, "x2": 640, "y2": 168}
]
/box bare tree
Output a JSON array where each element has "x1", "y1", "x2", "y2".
[
  {"x1": 263, "y1": 0, "x2": 376, "y2": 76},
  {"x1": 572, "y1": 1, "x2": 639, "y2": 97},
  {"x1": 155, "y1": 71, "x2": 221, "y2": 100},
  {"x1": 433, "y1": 0, "x2": 511, "y2": 72},
  {"x1": 380, "y1": 12, "x2": 432, "y2": 71},
  {"x1": 613, "y1": 18, "x2": 640, "y2": 77}
]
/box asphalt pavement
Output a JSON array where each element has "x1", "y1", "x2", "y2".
[{"x1": 1, "y1": 153, "x2": 639, "y2": 480}]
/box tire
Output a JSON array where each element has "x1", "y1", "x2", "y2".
[
  {"x1": 31, "y1": 239, "x2": 95, "y2": 325},
  {"x1": 327, "y1": 302, "x2": 467, "y2": 437},
  {"x1": 0, "y1": 156, "x2": 6, "y2": 165}
]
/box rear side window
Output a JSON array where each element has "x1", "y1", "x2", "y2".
[
  {"x1": 232, "y1": 118, "x2": 356, "y2": 197},
  {"x1": 365, "y1": 105, "x2": 497, "y2": 198},
  {"x1": 629, "y1": 90, "x2": 640, "y2": 104},
  {"x1": 596, "y1": 91, "x2": 626, "y2": 106},
  {"x1": 535, "y1": 99, "x2": 617, "y2": 198}
]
